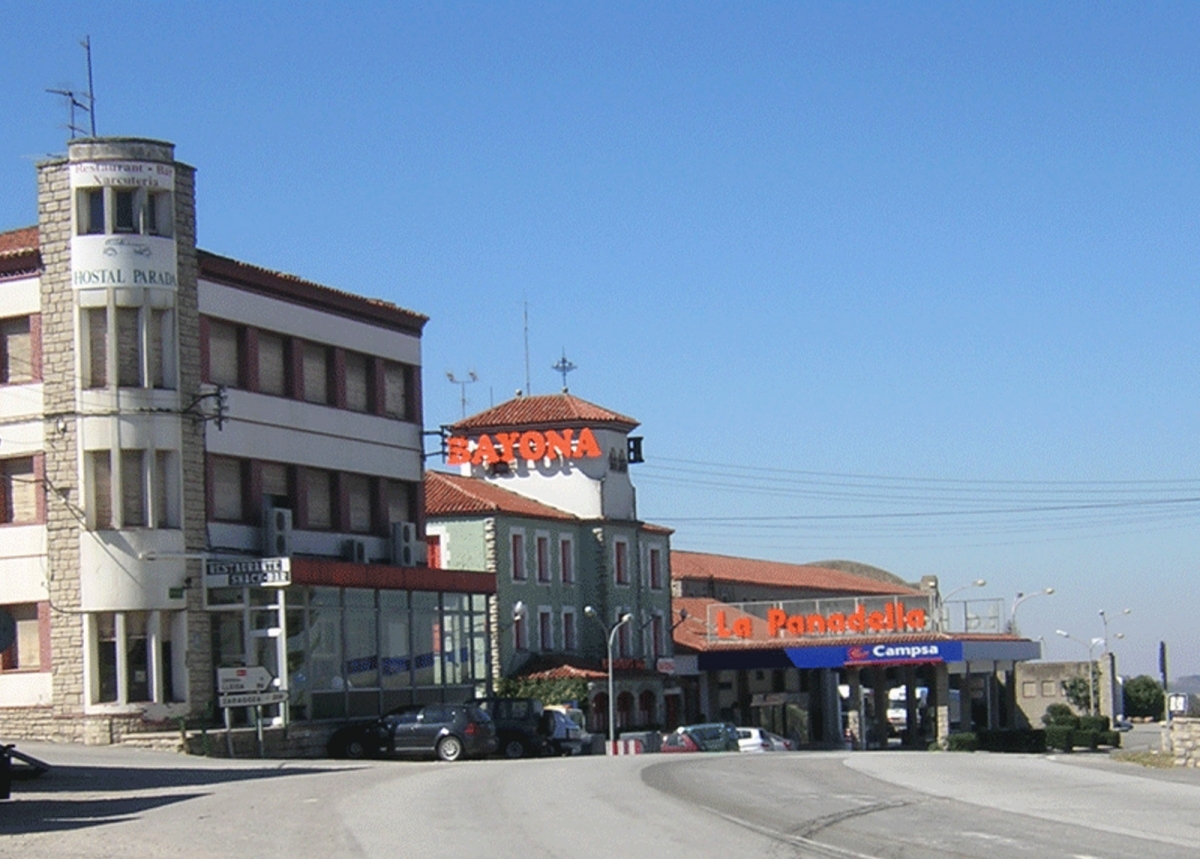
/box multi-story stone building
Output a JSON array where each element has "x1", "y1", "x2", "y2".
[
  {"x1": 0, "y1": 137, "x2": 492, "y2": 746},
  {"x1": 425, "y1": 392, "x2": 679, "y2": 732}
]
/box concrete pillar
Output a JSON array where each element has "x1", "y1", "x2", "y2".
[
  {"x1": 846, "y1": 667, "x2": 863, "y2": 749},
  {"x1": 934, "y1": 663, "x2": 951, "y2": 747}
]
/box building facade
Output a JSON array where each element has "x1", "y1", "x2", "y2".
[
  {"x1": 425, "y1": 393, "x2": 678, "y2": 732},
  {"x1": 0, "y1": 137, "x2": 491, "y2": 746}
]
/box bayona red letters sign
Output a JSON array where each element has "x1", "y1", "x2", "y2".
[{"x1": 447, "y1": 428, "x2": 603, "y2": 466}]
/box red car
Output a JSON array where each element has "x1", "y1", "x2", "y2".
[{"x1": 660, "y1": 729, "x2": 701, "y2": 753}]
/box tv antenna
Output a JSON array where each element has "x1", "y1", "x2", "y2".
[
  {"x1": 551, "y1": 350, "x2": 577, "y2": 391},
  {"x1": 523, "y1": 301, "x2": 532, "y2": 396},
  {"x1": 447, "y1": 371, "x2": 478, "y2": 419},
  {"x1": 46, "y1": 36, "x2": 97, "y2": 139}
]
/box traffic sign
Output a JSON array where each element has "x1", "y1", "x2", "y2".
[
  {"x1": 218, "y1": 690, "x2": 288, "y2": 709},
  {"x1": 217, "y1": 666, "x2": 275, "y2": 694}
]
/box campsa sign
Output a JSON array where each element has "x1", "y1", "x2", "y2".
[
  {"x1": 708, "y1": 596, "x2": 932, "y2": 642},
  {"x1": 447, "y1": 427, "x2": 603, "y2": 466}
]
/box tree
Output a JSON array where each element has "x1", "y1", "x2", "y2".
[
  {"x1": 1123, "y1": 674, "x2": 1164, "y2": 719},
  {"x1": 1063, "y1": 674, "x2": 1097, "y2": 714}
]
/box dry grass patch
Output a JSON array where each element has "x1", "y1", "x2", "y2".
[{"x1": 1111, "y1": 750, "x2": 1176, "y2": 768}]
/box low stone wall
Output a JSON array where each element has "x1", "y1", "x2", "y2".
[
  {"x1": 124, "y1": 722, "x2": 335, "y2": 759},
  {"x1": 1165, "y1": 717, "x2": 1200, "y2": 767}
]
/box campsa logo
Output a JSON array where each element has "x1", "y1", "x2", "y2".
[{"x1": 847, "y1": 646, "x2": 871, "y2": 661}]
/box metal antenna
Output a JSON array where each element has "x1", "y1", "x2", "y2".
[
  {"x1": 447, "y1": 371, "x2": 478, "y2": 419},
  {"x1": 551, "y1": 349, "x2": 577, "y2": 391},
  {"x1": 523, "y1": 301, "x2": 532, "y2": 395},
  {"x1": 46, "y1": 36, "x2": 97, "y2": 140}
]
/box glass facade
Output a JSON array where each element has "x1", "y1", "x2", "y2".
[{"x1": 213, "y1": 585, "x2": 492, "y2": 722}]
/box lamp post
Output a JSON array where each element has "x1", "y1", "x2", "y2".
[
  {"x1": 1098, "y1": 608, "x2": 1130, "y2": 719},
  {"x1": 939, "y1": 579, "x2": 987, "y2": 630},
  {"x1": 1008, "y1": 588, "x2": 1054, "y2": 635},
  {"x1": 1098, "y1": 608, "x2": 1131, "y2": 656},
  {"x1": 1056, "y1": 630, "x2": 1103, "y2": 716},
  {"x1": 585, "y1": 605, "x2": 632, "y2": 752}
]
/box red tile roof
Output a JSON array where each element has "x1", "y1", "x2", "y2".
[
  {"x1": 425, "y1": 470, "x2": 579, "y2": 521},
  {"x1": 450, "y1": 392, "x2": 639, "y2": 433},
  {"x1": 671, "y1": 551, "x2": 922, "y2": 596},
  {"x1": 0, "y1": 226, "x2": 37, "y2": 257}
]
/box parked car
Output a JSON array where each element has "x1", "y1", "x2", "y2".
[
  {"x1": 467, "y1": 697, "x2": 551, "y2": 758},
  {"x1": 661, "y1": 729, "x2": 702, "y2": 753},
  {"x1": 541, "y1": 707, "x2": 585, "y2": 755},
  {"x1": 326, "y1": 703, "x2": 497, "y2": 762},
  {"x1": 736, "y1": 727, "x2": 794, "y2": 752},
  {"x1": 676, "y1": 722, "x2": 740, "y2": 752}
]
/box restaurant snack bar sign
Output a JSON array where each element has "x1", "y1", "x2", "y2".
[
  {"x1": 447, "y1": 427, "x2": 603, "y2": 466},
  {"x1": 708, "y1": 596, "x2": 931, "y2": 642}
]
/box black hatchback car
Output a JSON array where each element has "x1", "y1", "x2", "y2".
[{"x1": 327, "y1": 703, "x2": 498, "y2": 762}]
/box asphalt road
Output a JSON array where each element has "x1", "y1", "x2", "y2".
[{"x1": 2, "y1": 741, "x2": 1198, "y2": 858}]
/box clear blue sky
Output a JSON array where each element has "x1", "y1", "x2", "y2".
[{"x1": 4, "y1": 2, "x2": 1199, "y2": 679}]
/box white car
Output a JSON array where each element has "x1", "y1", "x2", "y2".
[{"x1": 736, "y1": 727, "x2": 793, "y2": 752}]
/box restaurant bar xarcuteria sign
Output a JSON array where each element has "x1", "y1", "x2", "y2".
[
  {"x1": 446, "y1": 427, "x2": 603, "y2": 466},
  {"x1": 707, "y1": 595, "x2": 933, "y2": 642}
]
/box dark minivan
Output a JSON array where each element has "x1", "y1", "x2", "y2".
[
  {"x1": 327, "y1": 703, "x2": 498, "y2": 762},
  {"x1": 466, "y1": 697, "x2": 550, "y2": 758}
]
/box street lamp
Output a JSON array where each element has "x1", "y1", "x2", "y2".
[
  {"x1": 1098, "y1": 608, "x2": 1131, "y2": 656},
  {"x1": 584, "y1": 605, "x2": 633, "y2": 752},
  {"x1": 939, "y1": 579, "x2": 987, "y2": 630},
  {"x1": 1056, "y1": 629, "x2": 1103, "y2": 716},
  {"x1": 1008, "y1": 588, "x2": 1054, "y2": 635}
]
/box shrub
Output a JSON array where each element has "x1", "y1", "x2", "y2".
[
  {"x1": 1045, "y1": 724, "x2": 1074, "y2": 751},
  {"x1": 1099, "y1": 730, "x2": 1121, "y2": 748},
  {"x1": 947, "y1": 732, "x2": 977, "y2": 752},
  {"x1": 1072, "y1": 729, "x2": 1100, "y2": 750},
  {"x1": 1079, "y1": 715, "x2": 1109, "y2": 733},
  {"x1": 1043, "y1": 704, "x2": 1080, "y2": 728}
]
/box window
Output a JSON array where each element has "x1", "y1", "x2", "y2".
[
  {"x1": 95, "y1": 613, "x2": 118, "y2": 702},
  {"x1": 211, "y1": 456, "x2": 244, "y2": 522},
  {"x1": 257, "y1": 331, "x2": 287, "y2": 395},
  {"x1": 1022, "y1": 681, "x2": 1037, "y2": 699},
  {"x1": 261, "y1": 461, "x2": 290, "y2": 507},
  {"x1": 0, "y1": 457, "x2": 37, "y2": 524},
  {"x1": 614, "y1": 540, "x2": 629, "y2": 585},
  {"x1": 116, "y1": 307, "x2": 141, "y2": 387},
  {"x1": 511, "y1": 532, "x2": 526, "y2": 581},
  {"x1": 89, "y1": 450, "x2": 113, "y2": 529},
  {"x1": 77, "y1": 188, "x2": 105, "y2": 234},
  {"x1": 513, "y1": 612, "x2": 528, "y2": 650},
  {"x1": 617, "y1": 614, "x2": 631, "y2": 658},
  {"x1": 649, "y1": 548, "x2": 663, "y2": 590},
  {"x1": 345, "y1": 351, "x2": 369, "y2": 412},
  {"x1": 539, "y1": 608, "x2": 552, "y2": 652},
  {"x1": 560, "y1": 537, "x2": 574, "y2": 583},
  {"x1": 650, "y1": 614, "x2": 664, "y2": 659},
  {"x1": 302, "y1": 342, "x2": 330, "y2": 404},
  {"x1": 89, "y1": 610, "x2": 178, "y2": 706},
  {"x1": 385, "y1": 480, "x2": 411, "y2": 524},
  {"x1": 383, "y1": 361, "x2": 408, "y2": 419},
  {"x1": 114, "y1": 190, "x2": 137, "y2": 233},
  {"x1": 1043, "y1": 681, "x2": 1058, "y2": 697},
  {"x1": 562, "y1": 609, "x2": 577, "y2": 652},
  {"x1": 0, "y1": 317, "x2": 33, "y2": 383},
  {"x1": 207, "y1": 320, "x2": 240, "y2": 388},
  {"x1": 145, "y1": 191, "x2": 172, "y2": 237},
  {"x1": 305, "y1": 468, "x2": 333, "y2": 529},
  {"x1": 536, "y1": 536, "x2": 550, "y2": 583},
  {"x1": 426, "y1": 535, "x2": 442, "y2": 569},
  {"x1": 120, "y1": 449, "x2": 146, "y2": 527},
  {"x1": 153, "y1": 450, "x2": 179, "y2": 528},
  {"x1": 346, "y1": 474, "x2": 371, "y2": 533},
  {"x1": 84, "y1": 307, "x2": 107, "y2": 388},
  {"x1": 1, "y1": 603, "x2": 42, "y2": 671}
]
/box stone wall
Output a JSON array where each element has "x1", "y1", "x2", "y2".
[{"x1": 1165, "y1": 717, "x2": 1200, "y2": 767}]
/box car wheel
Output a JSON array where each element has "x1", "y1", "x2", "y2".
[
  {"x1": 344, "y1": 738, "x2": 367, "y2": 760},
  {"x1": 436, "y1": 736, "x2": 463, "y2": 762},
  {"x1": 503, "y1": 737, "x2": 528, "y2": 759}
]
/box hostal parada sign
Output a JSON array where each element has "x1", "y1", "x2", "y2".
[{"x1": 447, "y1": 427, "x2": 603, "y2": 466}]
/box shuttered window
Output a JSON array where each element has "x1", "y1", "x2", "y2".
[
  {"x1": 207, "y1": 320, "x2": 239, "y2": 387},
  {"x1": 116, "y1": 307, "x2": 142, "y2": 387},
  {"x1": 257, "y1": 332, "x2": 286, "y2": 396},
  {"x1": 261, "y1": 461, "x2": 289, "y2": 503},
  {"x1": 90, "y1": 451, "x2": 113, "y2": 529},
  {"x1": 1, "y1": 458, "x2": 36, "y2": 524},
  {"x1": 211, "y1": 457, "x2": 244, "y2": 521},
  {"x1": 305, "y1": 469, "x2": 332, "y2": 529},
  {"x1": 345, "y1": 352, "x2": 369, "y2": 412},
  {"x1": 385, "y1": 480, "x2": 410, "y2": 524},
  {"x1": 0, "y1": 317, "x2": 32, "y2": 383},
  {"x1": 346, "y1": 474, "x2": 371, "y2": 533},
  {"x1": 120, "y1": 449, "x2": 146, "y2": 527},
  {"x1": 85, "y1": 308, "x2": 107, "y2": 389},
  {"x1": 302, "y1": 342, "x2": 329, "y2": 404},
  {"x1": 383, "y1": 362, "x2": 407, "y2": 419},
  {"x1": 153, "y1": 450, "x2": 179, "y2": 528},
  {"x1": 148, "y1": 308, "x2": 172, "y2": 389},
  {"x1": 3, "y1": 604, "x2": 41, "y2": 671}
]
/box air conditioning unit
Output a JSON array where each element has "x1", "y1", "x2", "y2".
[
  {"x1": 391, "y1": 521, "x2": 424, "y2": 567},
  {"x1": 263, "y1": 507, "x2": 293, "y2": 557},
  {"x1": 343, "y1": 538, "x2": 368, "y2": 564}
]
